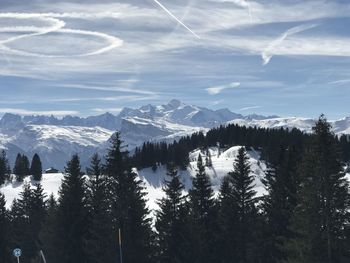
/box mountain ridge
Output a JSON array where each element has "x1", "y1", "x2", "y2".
[{"x1": 0, "y1": 100, "x2": 349, "y2": 170}]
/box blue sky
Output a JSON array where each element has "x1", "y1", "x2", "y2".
[{"x1": 0, "y1": 0, "x2": 349, "y2": 119}]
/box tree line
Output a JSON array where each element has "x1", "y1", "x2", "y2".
[
  {"x1": 0, "y1": 152, "x2": 43, "y2": 186},
  {"x1": 132, "y1": 120, "x2": 350, "y2": 170},
  {"x1": 0, "y1": 116, "x2": 349, "y2": 263}
]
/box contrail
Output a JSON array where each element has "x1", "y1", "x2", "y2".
[
  {"x1": 262, "y1": 23, "x2": 318, "y2": 65},
  {"x1": 0, "y1": 12, "x2": 123, "y2": 57},
  {"x1": 152, "y1": 0, "x2": 200, "y2": 39},
  {"x1": 246, "y1": 0, "x2": 253, "y2": 23}
]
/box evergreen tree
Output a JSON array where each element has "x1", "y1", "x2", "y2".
[
  {"x1": 31, "y1": 153, "x2": 43, "y2": 181},
  {"x1": 205, "y1": 148, "x2": 213, "y2": 167},
  {"x1": 22, "y1": 154, "x2": 30, "y2": 175},
  {"x1": 0, "y1": 193, "x2": 11, "y2": 263},
  {"x1": 85, "y1": 153, "x2": 115, "y2": 263},
  {"x1": 155, "y1": 163, "x2": 192, "y2": 263},
  {"x1": 188, "y1": 154, "x2": 217, "y2": 263},
  {"x1": 40, "y1": 194, "x2": 59, "y2": 263},
  {"x1": 10, "y1": 183, "x2": 46, "y2": 262},
  {"x1": 14, "y1": 153, "x2": 30, "y2": 182},
  {"x1": 217, "y1": 176, "x2": 238, "y2": 263},
  {"x1": 262, "y1": 146, "x2": 300, "y2": 263},
  {"x1": 0, "y1": 150, "x2": 11, "y2": 186},
  {"x1": 30, "y1": 184, "x2": 47, "y2": 253},
  {"x1": 14, "y1": 153, "x2": 25, "y2": 182},
  {"x1": 228, "y1": 147, "x2": 257, "y2": 263},
  {"x1": 105, "y1": 132, "x2": 153, "y2": 263},
  {"x1": 55, "y1": 155, "x2": 88, "y2": 263},
  {"x1": 285, "y1": 116, "x2": 350, "y2": 263}
]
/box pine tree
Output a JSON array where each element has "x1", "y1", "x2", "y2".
[
  {"x1": 30, "y1": 183, "x2": 47, "y2": 253},
  {"x1": 40, "y1": 194, "x2": 59, "y2": 263},
  {"x1": 22, "y1": 154, "x2": 30, "y2": 175},
  {"x1": 10, "y1": 183, "x2": 46, "y2": 262},
  {"x1": 229, "y1": 147, "x2": 257, "y2": 263},
  {"x1": 155, "y1": 163, "x2": 192, "y2": 263},
  {"x1": 55, "y1": 155, "x2": 88, "y2": 263},
  {"x1": 14, "y1": 153, "x2": 25, "y2": 182},
  {"x1": 0, "y1": 150, "x2": 11, "y2": 186},
  {"x1": 188, "y1": 154, "x2": 217, "y2": 263},
  {"x1": 285, "y1": 115, "x2": 350, "y2": 263},
  {"x1": 262, "y1": 146, "x2": 300, "y2": 263},
  {"x1": 85, "y1": 153, "x2": 115, "y2": 263},
  {"x1": 217, "y1": 176, "x2": 238, "y2": 263},
  {"x1": 14, "y1": 153, "x2": 30, "y2": 182},
  {"x1": 31, "y1": 153, "x2": 43, "y2": 181},
  {"x1": 0, "y1": 193, "x2": 11, "y2": 263},
  {"x1": 105, "y1": 132, "x2": 153, "y2": 263},
  {"x1": 205, "y1": 148, "x2": 213, "y2": 167}
]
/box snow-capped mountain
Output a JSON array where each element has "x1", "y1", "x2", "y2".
[
  {"x1": 229, "y1": 116, "x2": 350, "y2": 136},
  {"x1": 0, "y1": 100, "x2": 246, "y2": 169},
  {"x1": 0, "y1": 99, "x2": 349, "y2": 170}
]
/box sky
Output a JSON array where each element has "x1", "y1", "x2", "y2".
[{"x1": 0, "y1": 0, "x2": 349, "y2": 119}]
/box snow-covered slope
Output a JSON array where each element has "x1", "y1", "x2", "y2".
[
  {"x1": 138, "y1": 146, "x2": 267, "y2": 212},
  {"x1": 2, "y1": 145, "x2": 350, "y2": 214},
  {"x1": 0, "y1": 146, "x2": 267, "y2": 212}
]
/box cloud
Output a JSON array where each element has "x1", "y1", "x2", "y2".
[
  {"x1": 92, "y1": 108, "x2": 123, "y2": 114},
  {"x1": 262, "y1": 23, "x2": 319, "y2": 65},
  {"x1": 206, "y1": 82, "x2": 241, "y2": 95},
  {"x1": 0, "y1": 108, "x2": 79, "y2": 116},
  {"x1": 56, "y1": 83, "x2": 157, "y2": 96},
  {"x1": 239, "y1": 105, "x2": 261, "y2": 111},
  {"x1": 48, "y1": 94, "x2": 159, "y2": 103},
  {"x1": 329, "y1": 79, "x2": 350, "y2": 85}
]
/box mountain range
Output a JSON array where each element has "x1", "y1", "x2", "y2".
[{"x1": 0, "y1": 99, "x2": 349, "y2": 169}]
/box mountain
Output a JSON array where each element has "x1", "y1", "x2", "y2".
[
  {"x1": 229, "y1": 116, "x2": 350, "y2": 136},
  {"x1": 0, "y1": 99, "x2": 349, "y2": 169}
]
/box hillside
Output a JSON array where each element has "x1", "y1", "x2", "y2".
[{"x1": 0, "y1": 146, "x2": 266, "y2": 211}]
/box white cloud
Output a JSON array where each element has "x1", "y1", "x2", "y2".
[
  {"x1": 206, "y1": 82, "x2": 241, "y2": 95},
  {"x1": 48, "y1": 95, "x2": 158, "y2": 103},
  {"x1": 92, "y1": 108, "x2": 123, "y2": 114},
  {"x1": 329, "y1": 79, "x2": 350, "y2": 85},
  {"x1": 262, "y1": 23, "x2": 318, "y2": 65},
  {"x1": 0, "y1": 108, "x2": 79, "y2": 116},
  {"x1": 239, "y1": 105, "x2": 261, "y2": 111},
  {"x1": 56, "y1": 83, "x2": 157, "y2": 96}
]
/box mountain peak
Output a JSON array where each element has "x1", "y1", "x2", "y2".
[{"x1": 167, "y1": 99, "x2": 182, "y2": 108}]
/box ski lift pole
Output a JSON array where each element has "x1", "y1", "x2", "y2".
[
  {"x1": 118, "y1": 228, "x2": 123, "y2": 263},
  {"x1": 40, "y1": 250, "x2": 47, "y2": 263}
]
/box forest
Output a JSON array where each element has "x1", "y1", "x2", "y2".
[{"x1": 0, "y1": 115, "x2": 350, "y2": 263}]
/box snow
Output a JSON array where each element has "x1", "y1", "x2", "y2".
[
  {"x1": 2, "y1": 146, "x2": 349, "y2": 215},
  {"x1": 1, "y1": 100, "x2": 350, "y2": 171},
  {"x1": 138, "y1": 146, "x2": 267, "y2": 212},
  {"x1": 229, "y1": 116, "x2": 350, "y2": 136},
  {"x1": 28, "y1": 125, "x2": 114, "y2": 147},
  {"x1": 0, "y1": 173, "x2": 64, "y2": 208},
  {"x1": 229, "y1": 117, "x2": 316, "y2": 133},
  {"x1": 0, "y1": 146, "x2": 267, "y2": 212}
]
